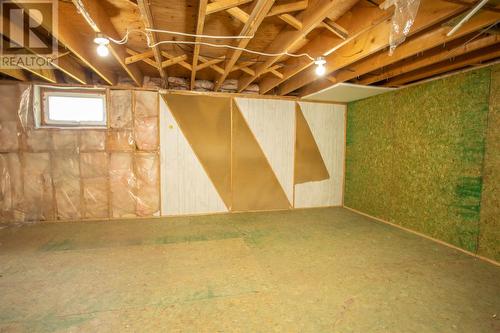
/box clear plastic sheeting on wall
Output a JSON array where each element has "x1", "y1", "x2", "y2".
[
  {"x1": 388, "y1": 0, "x2": 421, "y2": 56},
  {"x1": 0, "y1": 83, "x2": 160, "y2": 224}
]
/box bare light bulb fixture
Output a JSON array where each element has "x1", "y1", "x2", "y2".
[
  {"x1": 315, "y1": 56, "x2": 326, "y2": 76},
  {"x1": 94, "y1": 33, "x2": 110, "y2": 57}
]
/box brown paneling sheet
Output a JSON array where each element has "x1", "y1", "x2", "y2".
[
  {"x1": 164, "y1": 94, "x2": 232, "y2": 209},
  {"x1": 232, "y1": 101, "x2": 290, "y2": 211},
  {"x1": 294, "y1": 103, "x2": 329, "y2": 184}
]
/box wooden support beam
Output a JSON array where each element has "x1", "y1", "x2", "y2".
[
  {"x1": 137, "y1": 0, "x2": 166, "y2": 80},
  {"x1": 264, "y1": 64, "x2": 284, "y2": 78},
  {"x1": 199, "y1": 56, "x2": 225, "y2": 74},
  {"x1": 207, "y1": 0, "x2": 254, "y2": 14},
  {"x1": 278, "y1": 0, "x2": 476, "y2": 96},
  {"x1": 191, "y1": 0, "x2": 209, "y2": 90},
  {"x1": 226, "y1": 7, "x2": 250, "y2": 23},
  {"x1": 162, "y1": 54, "x2": 189, "y2": 68},
  {"x1": 125, "y1": 50, "x2": 155, "y2": 64},
  {"x1": 127, "y1": 48, "x2": 158, "y2": 68},
  {"x1": 385, "y1": 45, "x2": 500, "y2": 86},
  {"x1": 440, "y1": 0, "x2": 500, "y2": 14},
  {"x1": 237, "y1": 0, "x2": 359, "y2": 93},
  {"x1": 297, "y1": 9, "x2": 500, "y2": 96},
  {"x1": 214, "y1": 0, "x2": 276, "y2": 91},
  {"x1": 321, "y1": 19, "x2": 348, "y2": 40},
  {"x1": 1, "y1": 5, "x2": 88, "y2": 85},
  {"x1": 0, "y1": 68, "x2": 28, "y2": 81},
  {"x1": 358, "y1": 34, "x2": 500, "y2": 85},
  {"x1": 197, "y1": 56, "x2": 226, "y2": 70},
  {"x1": 267, "y1": 1, "x2": 308, "y2": 17},
  {"x1": 279, "y1": 14, "x2": 303, "y2": 30},
  {"x1": 55, "y1": 2, "x2": 117, "y2": 84},
  {"x1": 162, "y1": 51, "x2": 193, "y2": 71},
  {"x1": 74, "y1": 0, "x2": 143, "y2": 86},
  {"x1": 258, "y1": 1, "x2": 392, "y2": 94},
  {"x1": 18, "y1": 65, "x2": 57, "y2": 83},
  {"x1": 51, "y1": 55, "x2": 88, "y2": 84}
]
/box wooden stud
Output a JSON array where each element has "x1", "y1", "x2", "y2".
[
  {"x1": 279, "y1": 14, "x2": 303, "y2": 30},
  {"x1": 297, "y1": 9, "x2": 500, "y2": 96},
  {"x1": 191, "y1": 0, "x2": 209, "y2": 90},
  {"x1": 125, "y1": 50, "x2": 155, "y2": 65},
  {"x1": 237, "y1": 0, "x2": 357, "y2": 92},
  {"x1": 73, "y1": 0, "x2": 144, "y2": 86},
  {"x1": 137, "y1": 0, "x2": 166, "y2": 80},
  {"x1": 267, "y1": 1, "x2": 308, "y2": 17},
  {"x1": 358, "y1": 34, "x2": 500, "y2": 85},
  {"x1": 0, "y1": 68, "x2": 28, "y2": 81},
  {"x1": 214, "y1": 0, "x2": 276, "y2": 91},
  {"x1": 161, "y1": 54, "x2": 189, "y2": 68},
  {"x1": 206, "y1": 0, "x2": 254, "y2": 14},
  {"x1": 278, "y1": 0, "x2": 476, "y2": 96}
]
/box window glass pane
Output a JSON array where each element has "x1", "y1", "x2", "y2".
[{"x1": 47, "y1": 95, "x2": 105, "y2": 123}]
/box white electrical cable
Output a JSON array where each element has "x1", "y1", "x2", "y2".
[
  {"x1": 146, "y1": 28, "x2": 253, "y2": 39},
  {"x1": 108, "y1": 29, "x2": 314, "y2": 60}
]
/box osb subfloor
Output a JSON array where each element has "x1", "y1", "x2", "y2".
[{"x1": 0, "y1": 208, "x2": 499, "y2": 332}]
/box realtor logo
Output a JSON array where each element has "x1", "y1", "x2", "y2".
[{"x1": 0, "y1": 0, "x2": 58, "y2": 69}]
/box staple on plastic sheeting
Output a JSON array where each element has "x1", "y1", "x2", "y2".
[
  {"x1": 79, "y1": 130, "x2": 106, "y2": 151},
  {"x1": 0, "y1": 121, "x2": 19, "y2": 151},
  {"x1": 52, "y1": 153, "x2": 81, "y2": 219},
  {"x1": 134, "y1": 117, "x2": 159, "y2": 151},
  {"x1": 109, "y1": 90, "x2": 133, "y2": 129},
  {"x1": 82, "y1": 178, "x2": 109, "y2": 218},
  {"x1": 23, "y1": 152, "x2": 54, "y2": 221},
  {"x1": 107, "y1": 130, "x2": 135, "y2": 151},
  {"x1": 110, "y1": 152, "x2": 137, "y2": 218},
  {"x1": 135, "y1": 152, "x2": 160, "y2": 216},
  {"x1": 388, "y1": 0, "x2": 421, "y2": 56}
]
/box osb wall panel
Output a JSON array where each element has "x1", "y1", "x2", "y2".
[
  {"x1": 0, "y1": 85, "x2": 160, "y2": 223},
  {"x1": 345, "y1": 67, "x2": 493, "y2": 256},
  {"x1": 295, "y1": 102, "x2": 345, "y2": 208},
  {"x1": 479, "y1": 64, "x2": 500, "y2": 261},
  {"x1": 160, "y1": 97, "x2": 227, "y2": 215}
]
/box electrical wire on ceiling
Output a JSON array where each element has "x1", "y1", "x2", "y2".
[{"x1": 109, "y1": 29, "x2": 315, "y2": 61}]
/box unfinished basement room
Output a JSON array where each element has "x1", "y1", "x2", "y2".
[{"x1": 0, "y1": 0, "x2": 499, "y2": 331}]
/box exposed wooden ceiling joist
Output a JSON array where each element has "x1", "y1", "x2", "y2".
[
  {"x1": 125, "y1": 50, "x2": 155, "y2": 65},
  {"x1": 278, "y1": 14, "x2": 303, "y2": 29},
  {"x1": 162, "y1": 54, "x2": 189, "y2": 68},
  {"x1": 297, "y1": 9, "x2": 500, "y2": 96},
  {"x1": 214, "y1": 0, "x2": 276, "y2": 91},
  {"x1": 237, "y1": 0, "x2": 359, "y2": 93},
  {"x1": 206, "y1": 0, "x2": 254, "y2": 14},
  {"x1": 267, "y1": 1, "x2": 308, "y2": 16},
  {"x1": 162, "y1": 51, "x2": 193, "y2": 71},
  {"x1": 258, "y1": 1, "x2": 391, "y2": 94},
  {"x1": 126, "y1": 48, "x2": 158, "y2": 68},
  {"x1": 385, "y1": 45, "x2": 500, "y2": 86},
  {"x1": 277, "y1": 0, "x2": 476, "y2": 96},
  {"x1": 1, "y1": 6, "x2": 88, "y2": 85},
  {"x1": 0, "y1": 68, "x2": 28, "y2": 81},
  {"x1": 18, "y1": 65, "x2": 57, "y2": 83},
  {"x1": 191, "y1": 0, "x2": 209, "y2": 89},
  {"x1": 357, "y1": 34, "x2": 500, "y2": 85},
  {"x1": 73, "y1": 0, "x2": 143, "y2": 86},
  {"x1": 137, "y1": 0, "x2": 166, "y2": 80}
]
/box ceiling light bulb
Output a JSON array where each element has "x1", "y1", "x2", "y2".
[
  {"x1": 315, "y1": 63, "x2": 326, "y2": 76},
  {"x1": 314, "y1": 56, "x2": 326, "y2": 76},
  {"x1": 96, "y1": 43, "x2": 109, "y2": 57}
]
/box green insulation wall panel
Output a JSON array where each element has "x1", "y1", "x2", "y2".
[
  {"x1": 345, "y1": 67, "x2": 493, "y2": 255},
  {"x1": 479, "y1": 65, "x2": 500, "y2": 261}
]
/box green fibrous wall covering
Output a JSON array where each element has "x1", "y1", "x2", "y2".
[{"x1": 345, "y1": 65, "x2": 499, "y2": 260}]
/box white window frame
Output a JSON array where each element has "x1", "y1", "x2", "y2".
[{"x1": 34, "y1": 85, "x2": 108, "y2": 128}]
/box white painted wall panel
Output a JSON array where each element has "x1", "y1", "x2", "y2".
[
  {"x1": 160, "y1": 98, "x2": 227, "y2": 215},
  {"x1": 295, "y1": 102, "x2": 345, "y2": 208},
  {"x1": 235, "y1": 98, "x2": 295, "y2": 203}
]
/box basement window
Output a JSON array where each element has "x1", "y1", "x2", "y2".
[{"x1": 38, "y1": 88, "x2": 107, "y2": 127}]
